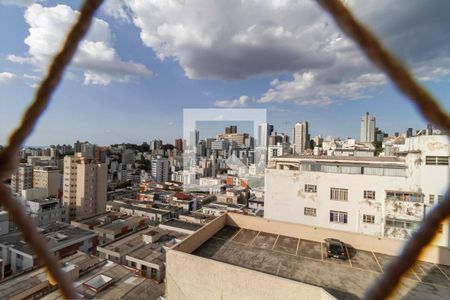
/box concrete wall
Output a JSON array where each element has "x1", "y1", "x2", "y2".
[
  {"x1": 166, "y1": 250, "x2": 334, "y2": 300},
  {"x1": 264, "y1": 135, "x2": 449, "y2": 247},
  {"x1": 172, "y1": 214, "x2": 226, "y2": 254},
  {"x1": 227, "y1": 213, "x2": 450, "y2": 266}
]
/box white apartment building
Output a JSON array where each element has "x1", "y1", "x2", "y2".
[
  {"x1": 26, "y1": 197, "x2": 68, "y2": 226},
  {"x1": 360, "y1": 112, "x2": 376, "y2": 143},
  {"x1": 63, "y1": 154, "x2": 107, "y2": 220},
  {"x1": 152, "y1": 156, "x2": 169, "y2": 182},
  {"x1": 267, "y1": 143, "x2": 291, "y2": 161},
  {"x1": 33, "y1": 166, "x2": 61, "y2": 197},
  {"x1": 293, "y1": 121, "x2": 309, "y2": 154},
  {"x1": 265, "y1": 135, "x2": 449, "y2": 247},
  {"x1": 10, "y1": 164, "x2": 33, "y2": 194},
  {"x1": 258, "y1": 122, "x2": 272, "y2": 147}
]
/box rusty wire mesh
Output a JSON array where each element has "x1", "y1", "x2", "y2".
[
  {"x1": 0, "y1": 0, "x2": 103, "y2": 298},
  {"x1": 0, "y1": 0, "x2": 449, "y2": 299}
]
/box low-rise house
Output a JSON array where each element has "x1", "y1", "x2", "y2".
[
  {"x1": 0, "y1": 223, "x2": 97, "y2": 278},
  {"x1": 97, "y1": 227, "x2": 187, "y2": 282}
]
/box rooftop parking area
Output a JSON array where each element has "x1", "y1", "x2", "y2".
[{"x1": 193, "y1": 226, "x2": 450, "y2": 299}]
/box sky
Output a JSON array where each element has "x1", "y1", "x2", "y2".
[{"x1": 0, "y1": 0, "x2": 449, "y2": 146}]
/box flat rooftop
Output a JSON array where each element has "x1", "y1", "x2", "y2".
[
  {"x1": 100, "y1": 227, "x2": 187, "y2": 254},
  {"x1": 277, "y1": 155, "x2": 404, "y2": 163},
  {"x1": 161, "y1": 219, "x2": 203, "y2": 232},
  {"x1": 0, "y1": 223, "x2": 96, "y2": 256},
  {"x1": 192, "y1": 225, "x2": 450, "y2": 300}
]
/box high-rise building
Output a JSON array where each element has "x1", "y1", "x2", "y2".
[
  {"x1": 10, "y1": 164, "x2": 33, "y2": 194},
  {"x1": 151, "y1": 156, "x2": 169, "y2": 182},
  {"x1": 95, "y1": 147, "x2": 107, "y2": 163},
  {"x1": 74, "y1": 140, "x2": 82, "y2": 153},
  {"x1": 225, "y1": 125, "x2": 238, "y2": 134},
  {"x1": 406, "y1": 128, "x2": 414, "y2": 138},
  {"x1": 63, "y1": 154, "x2": 107, "y2": 220},
  {"x1": 258, "y1": 123, "x2": 272, "y2": 147},
  {"x1": 174, "y1": 138, "x2": 184, "y2": 152},
  {"x1": 189, "y1": 130, "x2": 200, "y2": 149},
  {"x1": 121, "y1": 149, "x2": 135, "y2": 165},
  {"x1": 293, "y1": 122, "x2": 309, "y2": 154},
  {"x1": 360, "y1": 112, "x2": 376, "y2": 143},
  {"x1": 33, "y1": 166, "x2": 61, "y2": 197},
  {"x1": 149, "y1": 139, "x2": 163, "y2": 151}
]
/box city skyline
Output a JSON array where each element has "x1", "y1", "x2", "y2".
[{"x1": 1, "y1": 1, "x2": 450, "y2": 145}]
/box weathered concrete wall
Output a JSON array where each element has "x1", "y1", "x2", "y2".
[
  {"x1": 172, "y1": 214, "x2": 226, "y2": 254},
  {"x1": 166, "y1": 249, "x2": 335, "y2": 300},
  {"x1": 227, "y1": 213, "x2": 450, "y2": 266},
  {"x1": 264, "y1": 134, "x2": 449, "y2": 248}
]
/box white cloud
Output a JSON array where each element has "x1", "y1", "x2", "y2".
[
  {"x1": 121, "y1": 0, "x2": 450, "y2": 106},
  {"x1": 0, "y1": 72, "x2": 17, "y2": 84},
  {"x1": 8, "y1": 4, "x2": 151, "y2": 85},
  {"x1": 102, "y1": 0, "x2": 131, "y2": 22},
  {"x1": 215, "y1": 96, "x2": 249, "y2": 108}
]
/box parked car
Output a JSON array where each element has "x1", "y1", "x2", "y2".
[{"x1": 325, "y1": 238, "x2": 347, "y2": 260}]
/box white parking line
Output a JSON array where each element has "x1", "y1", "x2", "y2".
[
  {"x1": 272, "y1": 235, "x2": 280, "y2": 250},
  {"x1": 435, "y1": 263, "x2": 450, "y2": 281},
  {"x1": 296, "y1": 239, "x2": 301, "y2": 256},
  {"x1": 249, "y1": 231, "x2": 260, "y2": 246},
  {"x1": 229, "y1": 228, "x2": 242, "y2": 242},
  {"x1": 345, "y1": 247, "x2": 352, "y2": 267},
  {"x1": 372, "y1": 252, "x2": 383, "y2": 273},
  {"x1": 410, "y1": 266, "x2": 422, "y2": 281}
]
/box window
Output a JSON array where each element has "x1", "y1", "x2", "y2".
[
  {"x1": 385, "y1": 218, "x2": 419, "y2": 230},
  {"x1": 305, "y1": 184, "x2": 317, "y2": 193},
  {"x1": 330, "y1": 188, "x2": 348, "y2": 201},
  {"x1": 386, "y1": 191, "x2": 423, "y2": 203},
  {"x1": 363, "y1": 214, "x2": 375, "y2": 224},
  {"x1": 429, "y1": 195, "x2": 435, "y2": 205},
  {"x1": 363, "y1": 190, "x2": 376, "y2": 200},
  {"x1": 425, "y1": 156, "x2": 449, "y2": 165},
  {"x1": 304, "y1": 207, "x2": 317, "y2": 216},
  {"x1": 330, "y1": 210, "x2": 348, "y2": 224}
]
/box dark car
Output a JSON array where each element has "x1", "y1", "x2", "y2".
[{"x1": 325, "y1": 238, "x2": 347, "y2": 260}]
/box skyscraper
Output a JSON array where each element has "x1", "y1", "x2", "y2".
[
  {"x1": 174, "y1": 138, "x2": 184, "y2": 152},
  {"x1": 189, "y1": 130, "x2": 200, "y2": 149},
  {"x1": 360, "y1": 112, "x2": 376, "y2": 143},
  {"x1": 293, "y1": 122, "x2": 309, "y2": 154},
  {"x1": 151, "y1": 156, "x2": 169, "y2": 182},
  {"x1": 63, "y1": 154, "x2": 107, "y2": 220},
  {"x1": 258, "y1": 122, "x2": 272, "y2": 147}
]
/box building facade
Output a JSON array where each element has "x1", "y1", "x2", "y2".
[
  {"x1": 10, "y1": 164, "x2": 33, "y2": 194},
  {"x1": 33, "y1": 166, "x2": 61, "y2": 197},
  {"x1": 151, "y1": 156, "x2": 169, "y2": 182},
  {"x1": 360, "y1": 112, "x2": 376, "y2": 143},
  {"x1": 63, "y1": 154, "x2": 107, "y2": 220},
  {"x1": 264, "y1": 135, "x2": 449, "y2": 247},
  {"x1": 293, "y1": 121, "x2": 309, "y2": 154}
]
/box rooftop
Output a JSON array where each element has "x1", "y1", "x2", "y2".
[
  {"x1": 174, "y1": 214, "x2": 450, "y2": 300},
  {"x1": 99, "y1": 226, "x2": 186, "y2": 254},
  {"x1": 94, "y1": 216, "x2": 147, "y2": 234},
  {"x1": 160, "y1": 219, "x2": 203, "y2": 232},
  {"x1": 275, "y1": 155, "x2": 404, "y2": 163},
  {"x1": 0, "y1": 223, "x2": 96, "y2": 256}
]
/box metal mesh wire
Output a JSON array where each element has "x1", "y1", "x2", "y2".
[{"x1": 0, "y1": 0, "x2": 448, "y2": 299}]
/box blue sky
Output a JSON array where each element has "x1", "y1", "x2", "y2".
[{"x1": 0, "y1": 0, "x2": 449, "y2": 146}]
